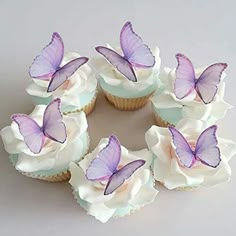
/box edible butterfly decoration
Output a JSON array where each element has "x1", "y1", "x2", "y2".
[
  {"x1": 95, "y1": 21, "x2": 155, "y2": 82},
  {"x1": 174, "y1": 53, "x2": 227, "y2": 104},
  {"x1": 86, "y1": 135, "x2": 145, "y2": 195},
  {"x1": 29, "y1": 32, "x2": 89, "y2": 92},
  {"x1": 168, "y1": 125, "x2": 221, "y2": 168},
  {"x1": 11, "y1": 98, "x2": 67, "y2": 154}
]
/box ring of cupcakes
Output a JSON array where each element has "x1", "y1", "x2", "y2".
[
  {"x1": 151, "y1": 53, "x2": 232, "y2": 127},
  {"x1": 26, "y1": 32, "x2": 97, "y2": 115},
  {"x1": 93, "y1": 21, "x2": 161, "y2": 111},
  {"x1": 0, "y1": 21, "x2": 236, "y2": 223},
  {"x1": 0, "y1": 98, "x2": 90, "y2": 182}
]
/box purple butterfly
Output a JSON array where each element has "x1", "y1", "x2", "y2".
[
  {"x1": 168, "y1": 125, "x2": 221, "y2": 168},
  {"x1": 175, "y1": 53, "x2": 227, "y2": 104},
  {"x1": 11, "y1": 98, "x2": 67, "y2": 154},
  {"x1": 86, "y1": 135, "x2": 145, "y2": 195},
  {"x1": 95, "y1": 21, "x2": 155, "y2": 82},
  {"x1": 29, "y1": 32, "x2": 89, "y2": 92}
]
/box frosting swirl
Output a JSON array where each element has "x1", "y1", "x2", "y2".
[
  {"x1": 0, "y1": 106, "x2": 89, "y2": 173},
  {"x1": 92, "y1": 45, "x2": 161, "y2": 97},
  {"x1": 69, "y1": 138, "x2": 158, "y2": 223},
  {"x1": 145, "y1": 119, "x2": 236, "y2": 189},
  {"x1": 26, "y1": 52, "x2": 97, "y2": 110},
  {"x1": 152, "y1": 67, "x2": 232, "y2": 124}
]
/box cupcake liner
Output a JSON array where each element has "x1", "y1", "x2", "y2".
[
  {"x1": 21, "y1": 170, "x2": 71, "y2": 182},
  {"x1": 159, "y1": 181, "x2": 199, "y2": 191},
  {"x1": 154, "y1": 112, "x2": 173, "y2": 127},
  {"x1": 11, "y1": 133, "x2": 90, "y2": 182},
  {"x1": 103, "y1": 90, "x2": 154, "y2": 111},
  {"x1": 63, "y1": 93, "x2": 97, "y2": 116},
  {"x1": 175, "y1": 186, "x2": 200, "y2": 191}
]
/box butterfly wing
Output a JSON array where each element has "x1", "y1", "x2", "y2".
[
  {"x1": 195, "y1": 63, "x2": 227, "y2": 104},
  {"x1": 11, "y1": 114, "x2": 45, "y2": 154},
  {"x1": 95, "y1": 46, "x2": 137, "y2": 82},
  {"x1": 47, "y1": 57, "x2": 89, "y2": 92},
  {"x1": 120, "y1": 22, "x2": 155, "y2": 68},
  {"x1": 104, "y1": 159, "x2": 145, "y2": 195},
  {"x1": 195, "y1": 125, "x2": 221, "y2": 168},
  {"x1": 86, "y1": 135, "x2": 121, "y2": 181},
  {"x1": 42, "y1": 98, "x2": 66, "y2": 143},
  {"x1": 29, "y1": 32, "x2": 64, "y2": 79},
  {"x1": 175, "y1": 53, "x2": 196, "y2": 99},
  {"x1": 168, "y1": 126, "x2": 195, "y2": 168}
]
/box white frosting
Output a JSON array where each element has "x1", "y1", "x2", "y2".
[
  {"x1": 69, "y1": 138, "x2": 158, "y2": 223},
  {"x1": 152, "y1": 67, "x2": 232, "y2": 123},
  {"x1": 92, "y1": 45, "x2": 161, "y2": 92},
  {"x1": 0, "y1": 106, "x2": 89, "y2": 173},
  {"x1": 145, "y1": 119, "x2": 236, "y2": 190},
  {"x1": 26, "y1": 52, "x2": 97, "y2": 109}
]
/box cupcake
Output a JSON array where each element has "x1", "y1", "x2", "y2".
[
  {"x1": 145, "y1": 119, "x2": 236, "y2": 190},
  {"x1": 0, "y1": 99, "x2": 89, "y2": 182},
  {"x1": 152, "y1": 53, "x2": 232, "y2": 127},
  {"x1": 26, "y1": 32, "x2": 97, "y2": 115},
  {"x1": 93, "y1": 21, "x2": 161, "y2": 111},
  {"x1": 69, "y1": 135, "x2": 158, "y2": 223}
]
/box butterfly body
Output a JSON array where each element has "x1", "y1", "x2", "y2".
[
  {"x1": 11, "y1": 98, "x2": 67, "y2": 154},
  {"x1": 86, "y1": 135, "x2": 145, "y2": 195},
  {"x1": 168, "y1": 125, "x2": 221, "y2": 168},
  {"x1": 175, "y1": 53, "x2": 227, "y2": 104},
  {"x1": 95, "y1": 21, "x2": 155, "y2": 82},
  {"x1": 29, "y1": 32, "x2": 89, "y2": 92}
]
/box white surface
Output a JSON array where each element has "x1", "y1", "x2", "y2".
[{"x1": 0, "y1": 0, "x2": 236, "y2": 235}]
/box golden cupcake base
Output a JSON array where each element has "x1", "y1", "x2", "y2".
[
  {"x1": 160, "y1": 181, "x2": 199, "y2": 191},
  {"x1": 22, "y1": 170, "x2": 71, "y2": 182},
  {"x1": 154, "y1": 113, "x2": 173, "y2": 127},
  {"x1": 175, "y1": 186, "x2": 200, "y2": 191},
  {"x1": 103, "y1": 90, "x2": 154, "y2": 111}
]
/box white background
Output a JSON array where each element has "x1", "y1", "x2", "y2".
[{"x1": 0, "y1": 0, "x2": 236, "y2": 235}]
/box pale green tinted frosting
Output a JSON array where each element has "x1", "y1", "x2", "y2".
[
  {"x1": 153, "y1": 105, "x2": 219, "y2": 126},
  {"x1": 74, "y1": 174, "x2": 154, "y2": 218},
  {"x1": 10, "y1": 132, "x2": 89, "y2": 177},
  {"x1": 99, "y1": 76, "x2": 158, "y2": 98},
  {"x1": 61, "y1": 90, "x2": 96, "y2": 113},
  {"x1": 31, "y1": 95, "x2": 52, "y2": 106},
  {"x1": 153, "y1": 105, "x2": 183, "y2": 125},
  {"x1": 32, "y1": 90, "x2": 96, "y2": 113},
  {"x1": 75, "y1": 192, "x2": 133, "y2": 218}
]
